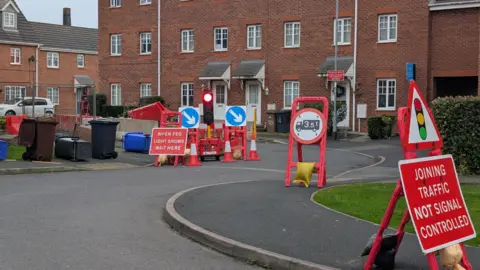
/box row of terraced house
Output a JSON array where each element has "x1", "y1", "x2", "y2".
[{"x1": 3, "y1": 0, "x2": 480, "y2": 132}]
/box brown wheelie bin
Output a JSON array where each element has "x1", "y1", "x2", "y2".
[{"x1": 19, "y1": 118, "x2": 58, "y2": 161}]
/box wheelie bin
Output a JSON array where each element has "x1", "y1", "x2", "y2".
[
  {"x1": 275, "y1": 109, "x2": 292, "y2": 133},
  {"x1": 89, "y1": 119, "x2": 120, "y2": 159},
  {"x1": 18, "y1": 118, "x2": 58, "y2": 161}
]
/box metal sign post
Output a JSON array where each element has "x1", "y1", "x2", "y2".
[{"x1": 333, "y1": 0, "x2": 339, "y2": 140}]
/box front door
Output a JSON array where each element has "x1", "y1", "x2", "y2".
[
  {"x1": 246, "y1": 82, "x2": 261, "y2": 123},
  {"x1": 331, "y1": 82, "x2": 350, "y2": 128},
  {"x1": 213, "y1": 82, "x2": 227, "y2": 121}
]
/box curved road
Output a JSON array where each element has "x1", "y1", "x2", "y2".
[{"x1": 0, "y1": 143, "x2": 375, "y2": 269}]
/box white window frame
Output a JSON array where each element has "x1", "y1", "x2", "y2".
[
  {"x1": 139, "y1": 0, "x2": 152, "y2": 5},
  {"x1": 77, "y1": 54, "x2": 85, "y2": 68},
  {"x1": 284, "y1": 22, "x2": 300, "y2": 48},
  {"x1": 3, "y1": 12, "x2": 15, "y2": 28},
  {"x1": 376, "y1": 79, "x2": 396, "y2": 110},
  {"x1": 181, "y1": 83, "x2": 194, "y2": 107},
  {"x1": 140, "y1": 83, "x2": 152, "y2": 97},
  {"x1": 47, "y1": 87, "x2": 60, "y2": 105},
  {"x1": 110, "y1": 0, "x2": 121, "y2": 8},
  {"x1": 247, "y1": 24, "x2": 262, "y2": 49},
  {"x1": 140, "y1": 32, "x2": 152, "y2": 55},
  {"x1": 333, "y1": 18, "x2": 352, "y2": 45},
  {"x1": 111, "y1": 84, "x2": 122, "y2": 106},
  {"x1": 110, "y1": 34, "x2": 122, "y2": 56},
  {"x1": 283, "y1": 81, "x2": 300, "y2": 109},
  {"x1": 46, "y1": 52, "x2": 59, "y2": 68},
  {"x1": 378, "y1": 14, "x2": 398, "y2": 43},
  {"x1": 214, "y1": 27, "x2": 228, "y2": 52},
  {"x1": 181, "y1": 29, "x2": 194, "y2": 53},
  {"x1": 10, "y1": 48, "x2": 20, "y2": 64},
  {"x1": 5, "y1": 86, "x2": 25, "y2": 102}
]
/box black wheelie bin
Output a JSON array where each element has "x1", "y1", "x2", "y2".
[{"x1": 89, "y1": 119, "x2": 120, "y2": 159}]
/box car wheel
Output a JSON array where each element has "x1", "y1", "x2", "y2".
[{"x1": 5, "y1": 111, "x2": 15, "y2": 116}]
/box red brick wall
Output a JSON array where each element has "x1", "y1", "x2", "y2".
[{"x1": 37, "y1": 50, "x2": 98, "y2": 112}]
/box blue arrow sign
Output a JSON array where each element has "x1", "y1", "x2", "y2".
[
  {"x1": 225, "y1": 106, "x2": 247, "y2": 127},
  {"x1": 179, "y1": 107, "x2": 200, "y2": 128}
]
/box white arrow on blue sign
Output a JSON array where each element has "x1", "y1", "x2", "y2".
[
  {"x1": 225, "y1": 106, "x2": 247, "y2": 127},
  {"x1": 178, "y1": 107, "x2": 200, "y2": 128}
]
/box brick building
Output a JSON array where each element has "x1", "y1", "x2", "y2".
[
  {"x1": 0, "y1": 0, "x2": 97, "y2": 115},
  {"x1": 98, "y1": 0, "x2": 480, "y2": 131}
]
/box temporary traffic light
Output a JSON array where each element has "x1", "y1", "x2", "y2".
[
  {"x1": 413, "y1": 98, "x2": 427, "y2": 140},
  {"x1": 202, "y1": 89, "x2": 214, "y2": 125}
]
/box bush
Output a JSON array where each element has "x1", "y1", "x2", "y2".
[
  {"x1": 0, "y1": 116, "x2": 5, "y2": 130},
  {"x1": 99, "y1": 105, "x2": 137, "y2": 118},
  {"x1": 87, "y1": 93, "x2": 107, "y2": 115},
  {"x1": 432, "y1": 96, "x2": 480, "y2": 175},
  {"x1": 138, "y1": 96, "x2": 165, "y2": 107},
  {"x1": 367, "y1": 115, "x2": 396, "y2": 140},
  {"x1": 304, "y1": 101, "x2": 347, "y2": 135}
]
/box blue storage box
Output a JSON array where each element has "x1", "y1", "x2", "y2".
[
  {"x1": 122, "y1": 132, "x2": 151, "y2": 153},
  {"x1": 0, "y1": 140, "x2": 7, "y2": 160}
]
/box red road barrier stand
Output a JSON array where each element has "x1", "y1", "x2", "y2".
[
  {"x1": 6, "y1": 115, "x2": 27, "y2": 135},
  {"x1": 363, "y1": 80, "x2": 474, "y2": 270},
  {"x1": 284, "y1": 97, "x2": 328, "y2": 188},
  {"x1": 149, "y1": 127, "x2": 188, "y2": 167},
  {"x1": 227, "y1": 126, "x2": 247, "y2": 160}
]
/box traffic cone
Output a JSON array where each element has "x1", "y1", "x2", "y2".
[
  {"x1": 222, "y1": 140, "x2": 235, "y2": 163},
  {"x1": 186, "y1": 143, "x2": 202, "y2": 166},
  {"x1": 247, "y1": 136, "x2": 261, "y2": 161}
]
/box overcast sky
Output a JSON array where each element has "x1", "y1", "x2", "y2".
[{"x1": 16, "y1": 0, "x2": 98, "y2": 28}]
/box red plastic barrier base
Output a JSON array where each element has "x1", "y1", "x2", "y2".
[{"x1": 6, "y1": 115, "x2": 27, "y2": 135}]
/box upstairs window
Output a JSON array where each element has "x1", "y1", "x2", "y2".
[
  {"x1": 110, "y1": 0, "x2": 121, "y2": 8},
  {"x1": 140, "y1": 32, "x2": 152, "y2": 54},
  {"x1": 3, "y1": 12, "x2": 15, "y2": 28},
  {"x1": 181, "y1": 29, "x2": 194, "y2": 52},
  {"x1": 77, "y1": 54, "x2": 85, "y2": 68},
  {"x1": 214, "y1": 27, "x2": 228, "y2": 51},
  {"x1": 10, "y1": 48, "x2": 20, "y2": 64},
  {"x1": 334, "y1": 18, "x2": 351, "y2": 45},
  {"x1": 47, "y1": 52, "x2": 59, "y2": 68},
  {"x1": 247, "y1": 24, "x2": 262, "y2": 49},
  {"x1": 139, "y1": 0, "x2": 152, "y2": 4},
  {"x1": 110, "y1": 34, "x2": 122, "y2": 56},
  {"x1": 284, "y1": 22, "x2": 300, "y2": 48},
  {"x1": 378, "y1": 14, "x2": 397, "y2": 42}
]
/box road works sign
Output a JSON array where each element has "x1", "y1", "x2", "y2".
[
  {"x1": 290, "y1": 108, "x2": 326, "y2": 145},
  {"x1": 405, "y1": 81, "x2": 443, "y2": 151},
  {"x1": 149, "y1": 128, "x2": 188, "y2": 156},
  {"x1": 398, "y1": 155, "x2": 476, "y2": 253},
  {"x1": 179, "y1": 107, "x2": 200, "y2": 129}
]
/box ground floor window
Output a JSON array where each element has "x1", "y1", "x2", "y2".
[
  {"x1": 283, "y1": 81, "x2": 299, "y2": 108},
  {"x1": 181, "y1": 83, "x2": 194, "y2": 106},
  {"x1": 47, "y1": 87, "x2": 60, "y2": 104},
  {"x1": 111, "y1": 83, "x2": 122, "y2": 106},
  {"x1": 5, "y1": 86, "x2": 26, "y2": 103},
  {"x1": 377, "y1": 79, "x2": 396, "y2": 110},
  {"x1": 140, "y1": 83, "x2": 152, "y2": 97}
]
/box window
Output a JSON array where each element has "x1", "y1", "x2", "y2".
[
  {"x1": 334, "y1": 18, "x2": 351, "y2": 45},
  {"x1": 181, "y1": 29, "x2": 194, "y2": 52},
  {"x1": 110, "y1": 0, "x2": 121, "y2": 7},
  {"x1": 3, "y1": 12, "x2": 15, "y2": 28},
  {"x1": 47, "y1": 87, "x2": 59, "y2": 105},
  {"x1": 140, "y1": 83, "x2": 152, "y2": 97},
  {"x1": 283, "y1": 81, "x2": 299, "y2": 108},
  {"x1": 247, "y1": 24, "x2": 262, "y2": 49},
  {"x1": 140, "y1": 32, "x2": 152, "y2": 54},
  {"x1": 377, "y1": 79, "x2": 396, "y2": 110},
  {"x1": 111, "y1": 84, "x2": 122, "y2": 106},
  {"x1": 5, "y1": 86, "x2": 25, "y2": 102},
  {"x1": 34, "y1": 99, "x2": 48, "y2": 106},
  {"x1": 10, "y1": 48, "x2": 20, "y2": 64},
  {"x1": 284, "y1": 22, "x2": 300, "y2": 48},
  {"x1": 77, "y1": 54, "x2": 84, "y2": 68},
  {"x1": 378, "y1": 14, "x2": 397, "y2": 42},
  {"x1": 46, "y1": 52, "x2": 59, "y2": 68},
  {"x1": 181, "y1": 83, "x2": 194, "y2": 107},
  {"x1": 139, "y1": 0, "x2": 152, "y2": 4},
  {"x1": 110, "y1": 34, "x2": 122, "y2": 56},
  {"x1": 214, "y1": 27, "x2": 228, "y2": 51}
]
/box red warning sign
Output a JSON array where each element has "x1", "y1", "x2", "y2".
[
  {"x1": 399, "y1": 155, "x2": 476, "y2": 253},
  {"x1": 149, "y1": 128, "x2": 188, "y2": 156}
]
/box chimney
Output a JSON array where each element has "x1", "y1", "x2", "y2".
[{"x1": 63, "y1": 8, "x2": 71, "y2": 26}]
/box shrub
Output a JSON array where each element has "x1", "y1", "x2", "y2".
[
  {"x1": 99, "y1": 105, "x2": 137, "y2": 118},
  {"x1": 0, "y1": 116, "x2": 5, "y2": 130},
  {"x1": 304, "y1": 101, "x2": 347, "y2": 135},
  {"x1": 87, "y1": 93, "x2": 107, "y2": 115},
  {"x1": 138, "y1": 96, "x2": 165, "y2": 107},
  {"x1": 432, "y1": 96, "x2": 480, "y2": 175},
  {"x1": 367, "y1": 115, "x2": 396, "y2": 140}
]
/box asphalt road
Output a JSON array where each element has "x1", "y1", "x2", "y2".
[{"x1": 0, "y1": 142, "x2": 375, "y2": 269}]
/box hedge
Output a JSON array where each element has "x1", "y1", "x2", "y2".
[
  {"x1": 304, "y1": 101, "x2": 347, "y2": 135},
  {"x1": 87, "y1": 93, "x2": 107, "y2": 114},
  {"x1": 139, "y1": 96, "x2": 165, "y2": 107},
  {"x1": 367, "y1": 115, "x2": 396, "y2": 140},
  {"x1": 99, "y1": 105, "x2": 137, "y2": 118},
  {"x1": 432, "y1": 96, "x2": 480, "y2": 175}
]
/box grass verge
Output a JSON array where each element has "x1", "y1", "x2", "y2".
[
  {"x1": 313, "y1": 182, "x2": 480, "y2": 247},
  {"x1": 7, "y1": 145, "x2": 24, "y2": 160}
]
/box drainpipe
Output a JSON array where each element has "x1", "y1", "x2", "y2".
[
  {"x1": 35, "y1": 44, "x2": 40, "y2": 96},
  {"x1": 352, "y1": 0, "x2": 358, "y2": 132},
  {"x1": 157, "y1": 0, "x2": 161, "y2": 96}
]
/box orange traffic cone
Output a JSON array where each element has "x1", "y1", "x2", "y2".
[
  {"x1": 247, "y1": 137, "x2": 261, "y2": 161},
  {"x1": 186, "y1": 143, "x2": 202, "y2": 167},
  {"x1": 222, "y1": 140, "x2": 235, "y2": 163}
]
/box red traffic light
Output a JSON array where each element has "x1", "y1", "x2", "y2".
[{"x1": 203, "y1": 93, "x2": 213, "y2": 102}]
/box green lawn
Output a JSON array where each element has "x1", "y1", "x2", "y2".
[
  {"x1": 7, "y1": 145, "x2": 24, "y2": 160},
  {"x1": 313, "y1": 183, "x2": 480, "y2": 247}
]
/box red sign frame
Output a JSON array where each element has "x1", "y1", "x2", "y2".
[
  {"x1": 290, "y1": 108, "x2": 327, "y2": 145},
  {"x1": 327, "y1": 70, "x2": 345, "y2": 81},
  {"x1": 149, "y1": 127, "x2": 188, "y2": 156},
  {"x1": 399, "y1": 154, "x2": 476, "y2": 254}
]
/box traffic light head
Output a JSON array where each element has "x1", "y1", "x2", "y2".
[{"x1": 202, "y1": 90, "x2": 214, "y2": 125}]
